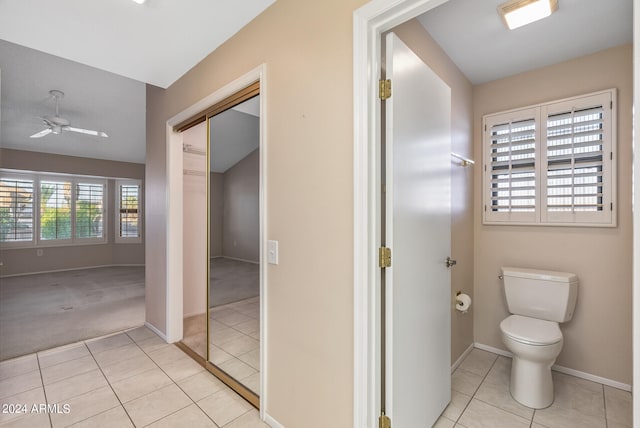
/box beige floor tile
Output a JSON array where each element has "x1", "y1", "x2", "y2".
[
  {"x1": 433, "y1": 416, "x2": 456, "y2": 428},
  {"x1": 0, "y1": 354, "x2": 39, "y2": 381},
  {"x1": 0, "y1": 386, "x2": 45, "y2": 425},
  {"x1": 137, "y1": 335, "x2": 170, "y2": 353},
  {"x1": 40, "y1": 355, "x2": 98, "y2": 386},
  {"x1": 210, "y1": 345, "x2": 235, "y2": 366},
  {"x1": 49, "y1": 385, "x2": 120, "y2": 428},
  {"x1": 38, "y1": 343, "x2": 89, "y2": 369},
  {"x1": 147, "y1": 345, "x2": 189, "y2": 366},
  {"x1": 177, "y1": 371, "x2": 226, "y2": 402},
  {"x1": 159, "y1": 356, "x2": 205, "y2": 382},
  {"x1": 100, "y1": 353, "x2": 156, "y2": 384},
  {"x1": 0, "y1": 411, "x2": 51, "y2": 428},
  {"x1": 147, "y1": 403, "x2": 217, "y2": 427},
  {"x1": 233, "y1": 320, "x2": 260, "y2": 337},
  {"x1": 474, "y1": 357, "x2": 532, "y2": 420},
  {"x1": 124, "y1": 383, "x2": 192, "y2": 427},
  {"x1": 604, "y1": 385, "x2": 632, "y2": 427},
  {"x1": 86, "y1": 333, "x2": 133, "y2": 354},
  {"x1": 218, "y1": 358, "x2": 257, "y2": 381},
  {"x1": 68, "y1": 406, "x2": 134, "y2": 427},
  {"x1": 533, "y1": 401, "x2": 606, "y2": 428},
  {"x1": 241, "y1": 372, "x2": 260, "y2": 394},
  {"x1": 451, "y1": 368, "x2": 484, "y2": 396},
  {"x1": 110, "y1": 367, "x2": 173, "y2": 403},
  {"x1": 457, "y1": 349, "x2": 497, "y2": 377},
  {"x1": 223, "y1": 409, "x2": 269, "y2": 428},
  {"x1": 442, "y1": 390, "x2": 472, "y2": 421},
  {"x1": 214, "y1": 311, "x2": 253, "y2": 327},
  {"x1": 237, "y1": 349, "x2": 260, "y2": 370},
  {"x1": 550, "y1": 372, "x2": 605, "y2": 419},
  {"x1": 218, "y1": 336, "x2": 259, "y2": 357},
  {"x1": 458, "y1": 399, "x2": 530, "y2": 428},
  {"x1": 0, "y1": 369, "x2": 43, "y2": 399},
  {"x1": 211, "y1": 327, "x2": 246, "y2": 346},
  {"x1": 92, "y1": 343, "x2": 146, "y2": 368},
  {"x1": 125, "y1": 326, "x2": 157, "y2": 343},
  {"x1": 44, "y1": 369, "x2": 108, "y2": 404},
  {"x1": 197, "y1": 388, "x2": 253, "y2": 427}
]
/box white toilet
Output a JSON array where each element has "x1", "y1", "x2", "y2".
[{"x1": 499, "y1": 267, "x2": 578, "y2": 409}]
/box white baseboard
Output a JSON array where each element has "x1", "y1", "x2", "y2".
[
  {"x1": 451, "y1": 343, "x2": 474, "y2": 373},
  {"x1": 0, "y1": 263, "x2": 145, "y2": 278},
  {"x1": 221, "y1": 256, "x2": 260, "y2": 265},
  {"x1": 183, "y1": 310, "x2": 207, "y2": 318},
  {"x1": 144, "y1": 322, "x2": 168, "y2": 342},
  {"x1": 264, "y1": 413, "x2": 285, "y2": 428},
  {"x1": 473, "y1": 342, "x2": 632, "y2": 392}
]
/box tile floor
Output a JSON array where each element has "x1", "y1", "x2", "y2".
[
  {"x1": 181, "y1": 297, "x2": 260, "y2": 395},
  {"x1": 1, "y1": 330, "x2": 632, "y2": 428},
  {"x1": 434, "y1": 348, "x2": 633, "y2": 428},
  {"x1": 0, "y1": 326, "x2": 267, "y2": 427}
]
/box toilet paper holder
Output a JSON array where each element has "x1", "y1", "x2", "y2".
[{"x1": 455, "y1": 291, "x2": 472, "y2": 313}]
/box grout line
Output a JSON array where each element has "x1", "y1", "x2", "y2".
[
  {"x1": 35, "y1": 353, "x2": 53, "y2": 428},
  {"x1": 602, "y1": 383, "x2": 609, "y2": 428}
]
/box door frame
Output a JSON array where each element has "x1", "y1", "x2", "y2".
[
  {"x1": 354, "y1": 1, "x2": 640, "y2": 427},
  {"x1": 165, "y1": 64, "x2": 268, "y2": 418},
  {"x1": 352, "y1": 1, "x2": 451, "y2": 426}
]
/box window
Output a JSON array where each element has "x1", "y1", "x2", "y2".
[
  {"x1": 0, "y1": 172, "x2": 108, "y2": 247},
  {"x1": 0, "y1": 176, "x2": 34, "y2": 244},
  {"x1": 483, "y1": 89, "x2": 616, "y2": 226},
  {"x1": 116, "y1": 180, "x2": 142, "y2": 243}
]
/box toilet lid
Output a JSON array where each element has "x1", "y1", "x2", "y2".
[{"x1": 500, "y1": 315, "x2": 562, "y2": 346}]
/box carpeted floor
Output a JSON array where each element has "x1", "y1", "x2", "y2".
[
  {"x1": 209, "y1": 258, "x2": 259, "y2": 307},
  {"x1": 0, "y1": 266, "x2": 145, "y2": 360}
]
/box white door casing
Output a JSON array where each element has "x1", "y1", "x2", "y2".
[{"x1": 385, "y1": 32, "x2": 451, "y2": 426}]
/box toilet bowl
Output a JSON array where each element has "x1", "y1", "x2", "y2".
[{"x1": 500, "y1": 315, "x2": 563, "y2": 409}]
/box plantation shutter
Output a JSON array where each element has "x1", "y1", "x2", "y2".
[
  {"x1": 484, "y1": 107, "x2": 539, "y2": 223},
  {"x1": 542, "y1": 92, "x2": 613, "y2": 224},
  {"x1": 75, "y1": 182, "x2": 105, "y2": 240},
  {"x1": 0, "y1": 177, "x2": 34, "y2": 243},
  {"x1": 40, "y1": 180, "x2": 72, "y2": 241},
  {"x1": 119, "y1": 183, "x2": 140, "y2": 238}
]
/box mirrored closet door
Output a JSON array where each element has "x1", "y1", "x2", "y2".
[{"x1": 178, "y1": 82, "x2": 261, "y2": 408}]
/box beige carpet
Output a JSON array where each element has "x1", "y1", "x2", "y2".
[{"x1": 0, "y1": 266, "x2": 145, "y2": 360}]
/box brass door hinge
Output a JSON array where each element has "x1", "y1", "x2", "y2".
[
  {"x1": 379, "y1": 247, "x2": 391, "y2": 268},
  {"x1": 379, "y1": 414, "x2": 391, "y2": 428},
  {"x1": 379, "y1": 79, "x2": 391, "y2": 100}
]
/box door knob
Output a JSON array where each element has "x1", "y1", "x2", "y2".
[{"x1": 445, "y1": 257, "x2": 457, "y2": 268}]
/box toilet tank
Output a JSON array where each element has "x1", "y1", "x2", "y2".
[{"x1": 502, "y1": 267, "x2": 578, "y2": 323}]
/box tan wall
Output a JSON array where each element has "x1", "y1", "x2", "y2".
[
  {"x1": 472, "y1": 44, "x2": 633, "y2": 384},
  {"x1": 145, "y1": 0, "x2": 368, "y2": 425},
  {"x1": 222, "y1": 149, "x2": 259, "y2": 262},
  {"x1": 0, "y1": 149, "x2": 145, "y2": 276},
  {"x1": 393, "y1": 20, "x2": 474, "y2": 365}
]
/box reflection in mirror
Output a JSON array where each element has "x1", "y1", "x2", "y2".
[
  {"x1": 208, "y1": 95, "x2": 260, "y2": 396},
  {"x1": 181, "y1": 121, "x2": 208, "y2": 358}
]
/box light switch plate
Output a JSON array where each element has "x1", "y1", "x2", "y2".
[{"x1": 267, "y1": 240, "x2": 279, "y2": 265}]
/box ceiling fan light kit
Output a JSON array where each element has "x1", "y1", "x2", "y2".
[{"x1": 30, "y1": 90, "x2": 109, "y2": 139}]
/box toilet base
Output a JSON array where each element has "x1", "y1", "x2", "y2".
[{"x1": 510, "y1": 355, "x2": 554, "y2": 409}]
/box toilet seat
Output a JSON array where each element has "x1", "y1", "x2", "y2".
[{"x1": 500, "y1": 315, "x2": 562, "y2": 346}]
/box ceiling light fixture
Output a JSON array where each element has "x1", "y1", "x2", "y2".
[
  {"x1": 498, "y1": 0, "x2": 558, "y2": 30},
  {"x1": 131, "y1": 0, "x2": 146, "y2": 4}
]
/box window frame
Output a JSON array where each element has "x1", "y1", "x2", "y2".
[
  {"x1": 482, "y1": 89, "x2": 617, "y2": 227},
  {"x1": 0, "y1": 172, "x2": 36, "y2": 248},
  {"x1": 0, "y1": 170, "x2": 108, "y2": 248},
  {"x1": 115, "y1": 179, "x2": 142, "y2": 244}
]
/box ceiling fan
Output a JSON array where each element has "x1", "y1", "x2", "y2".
[{"x1": 30, "y1": 90, "x2": 109, "y2": 139}]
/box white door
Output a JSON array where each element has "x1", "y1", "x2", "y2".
[{"x1": 385, "y1": 32, "x2": 451, "y2": 427}]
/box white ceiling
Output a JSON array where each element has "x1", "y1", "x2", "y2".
[
  {"x1": 418, "y1": 0, "x2": 633, "y2": 85},
  {"x1": 0, "y1": 0, "x2": 276, "y2": 89}
]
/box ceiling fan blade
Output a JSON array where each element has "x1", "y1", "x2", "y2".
[
  {"x1": 65, "y1": 127, "x2": 109, "y2": 138},
  {"x1": 30, "y1": 128, "x2": 53, "y2": 138}
]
